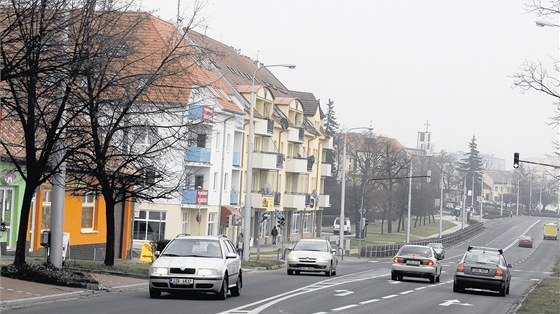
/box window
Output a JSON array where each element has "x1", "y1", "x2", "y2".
[
  {"x1": 197, "y1": 134, "x2": 207, "y2": 148},
  {"x1": 41, "y1": 189, "x2": 52, "y2": 229},
  {"x1": 216, "y1": 132, "x2": 221, "y2": 151},
  {"x1": 226, "y1": 134, "x2": 231, "y2": 152},
  {"x1": 207, "y1": 212, "x2": 216, "y2": 236},
  {"x1": 303, "y1": 212, "x2": 311, "y2": 233},
  {"x1": 291, "y1": 211, "x2": 300, "y2": 234},
  {"x1": 81, "y1": 192, "x2": 96, "y2": 230},
  {"x1": 182, "y1": 211, "x2": 189, "y2": 234},
  {"x1": 195, "y1": 175, "x2": 204, "y2": 189},
  {"x1": 224, "y1": 173, "x2": 229, "y2": 191},
  {"x1": 133, "y1": 210, "x2": 166, "y2": 241},
  {"x1": 213, "y1": 172, "x2": 218, "y2": 191}
]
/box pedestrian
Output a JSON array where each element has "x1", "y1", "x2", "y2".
[
  {"x1": 271, "y1": 225, "x2": 278, "y2": 245},
  {"x1": 237, "y1": 232, "x2": 244, "y2": 256}
]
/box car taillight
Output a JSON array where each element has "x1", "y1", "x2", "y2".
[
  {"x1": 393, "y1": 257, "x2": 404, "y2": 263},
  {"x1": 496, "y1": 267, "x2": 503, "y2": 277},
  {"x1": 457, "y1": 263, "x2": 464, "y2": 273},
  {"x1": 423, "y1": 260, "x2": 434, "y2": 266}
]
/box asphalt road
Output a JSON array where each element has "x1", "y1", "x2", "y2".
[{"x1": 6, "y1": 216, "x2": 559, "y2": 314}]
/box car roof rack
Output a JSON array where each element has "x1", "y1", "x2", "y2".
[{"x1": 467, "y1": 245, "x2": 503, "y2": 255}]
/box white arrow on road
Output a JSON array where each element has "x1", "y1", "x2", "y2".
[
  {"x1": 439, "y1": 299, "x2": 473, "y2": 307},
  {"x1": 334, "y1": 289, "x2": 354, "y2": 297}
]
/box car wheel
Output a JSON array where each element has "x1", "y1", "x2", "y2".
[
  {"x1": 498, "y1": 284, "x2": 506, "y2": 297},
  {"x1": 430, "y1": 273, "x2": 436, "y2": 283},
  {"x1": 149, "y1": 287, "x2": 161, "y2": 299},
  {"x1": 397, "y1": 274, "x2": 403, "y2": 281},
  {"x1": 506, "y1": 282, "x2": 510, "y2": 295},
  {"x1": 391, "y1": 271, "x2": 398, "y2": 281},
  {"x1": 453, "y1": 283, "x2": 463, "y2": 293},
  {"x1": 325, "y1": 263, "x2": 333, "y2": 276},
  {"x1": 231, "y1": 274, "x2": 241, "y2": 297},
  {"x1": 287, "y1": 269, "x2": 293, "y2": 275},
  {"x1": 216, "y1": 278, "x2": 228, "y2": 300},
  {"x1": 436, "y1": 274, "x2": 441, "y2": 283}
]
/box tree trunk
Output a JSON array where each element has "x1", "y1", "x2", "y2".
[
  {"x1": 104, "y1": 196, "x2": 116, "y2": 266},
  {"x1": 14, "y1": 185, "x2": 37, "y2": 267}
]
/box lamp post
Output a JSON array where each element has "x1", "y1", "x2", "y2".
[
  {"x1": 339, "y1": 127, "x2": 373, "y2": 257},
  {"x1": 405, "y1": 163, "x2": 431, "y2": 243},
  {"x1": 439, "y1": 172, "x2": 444, "y2": 238},
  {"x1": 536, "y1": 19, "x2": 560, "y2": 216},
  {"x1": 460, "y1": 170, "x2": 478, "y2": 229},
  {"x1": 243, "y1": 63, "x2": 295, "y2": 261}
]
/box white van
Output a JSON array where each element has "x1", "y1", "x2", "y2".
[{"x1": 333, "y1": 218, "x2": 351, "y2": 235}]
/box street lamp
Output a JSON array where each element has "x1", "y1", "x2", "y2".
[
  {"x1": 243, "y1": 63, "x2": 295, "y2": 261},
  {"x1": 405, "y1": 161, "x2": 430, "y2": 243},
  {"x1": 536, "y1": 19, "x2": 560, "y2": 217},
  {"x1": 340, "y1": 127, "x2": 373, "y2": 257},
  {"x1": 460, "y1": 170, "x2": 478, "y2": 230}
]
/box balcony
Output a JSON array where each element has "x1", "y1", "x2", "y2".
[
  {"x1": 182, "y1": 189, "x2": 209, "y2": 205},
  {"x1": 184, "y1": 147, "x2": 211, "y2": 164},
  {"x1": 253, "y1": 152, "x2": 282, "y2": 170},
  {"x1": 284, "y1": 157, "x2": 308, "y2": 173},
  {"x1": 288, "y1": 127, "x2": 304, "y2": 143},
  {"x1": 232, "y1": 151, "x2": 241, "y2": 167},
  {"x1": 188, "y1": 104, "x2": 214, "y2": 123},
  {"x1": 320, "y1": 163, "x2": 332, "y2": 177},
  {"x1": 283, "y1": 193, "x2": 306, "y2": 208},
  {"x1": 323, "y1": 137, "x2": 334, "y2": 150},
  {"x1": 255, "y1": 118, "x2": 274, "y2": 136},
  {"x1": 318, "y1": 194, "x2": 331, "y2": 208}
]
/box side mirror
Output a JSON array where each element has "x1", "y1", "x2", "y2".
[
  {"x1": 154, "y1": 251, "x2": 161, "y2": 257},
  {"x1": 507, "y1": 264, "x2": 512, "y2": 268},
  {"x1": 331, "y1": 249, "x2": 337, "y2": 254},
  {"x1": 226, "y1": 252, "x2": 238, "y2": 259}
]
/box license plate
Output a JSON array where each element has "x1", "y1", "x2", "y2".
[
  {"x1": 170, "y1": 278, "x2": 193, "y2": 285},
  {"x1": 300, "y1": 267, "x2": 314, "y2": 271},
  {"x1": 471, "y1": 268, "x2": 489, "y2": 274},
  {"x1": 406, "y1": 260, "x2": 420, "y2": 265}
]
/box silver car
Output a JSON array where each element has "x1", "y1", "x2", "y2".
[
  {"x1": 149, "y1": 235, "x2": 242, "y2": 299},
  {"x1": 391, "y1": 244, "x2": 442, "y2": 283},
  {"x1": 286, "y1": 239, "x2": 338, "y2": 276}
]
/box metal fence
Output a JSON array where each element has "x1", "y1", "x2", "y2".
[{"x1": 361, "y1": 222, "x2": 484, "y2": 258}]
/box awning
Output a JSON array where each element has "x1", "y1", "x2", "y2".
[{"x1": 221, "y1": 205, "x2": 242, "y2": 225}]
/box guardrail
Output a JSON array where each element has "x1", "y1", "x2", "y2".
[{"x1": 361, "y1": 222, "x2": 484, "y2": 258}]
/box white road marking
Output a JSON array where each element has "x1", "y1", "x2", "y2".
[
  {"x1": 400, "y1": 290, "x2": 414, "y2": 295},
  {"x1": 334, "y1": 289, "x2": 353, "y2": 297},
  {"x1": 382, "y1": 294, "x2": 398, "y2": 299},
  {"x1": 439, "y1": 299, "x2": 473, "y2": 307},
  {"x1": 332, "y1": 304, "x2": 358, "y2": 311},
  {"x1": 359, "y1": 299, "x2": 380, "y2": 305}
]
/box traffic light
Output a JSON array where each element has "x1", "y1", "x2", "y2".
[
  {"x1": 260, "y1": 212, "x2": 270, "y2": 223},
  {"x1": 277, "y1": 215, "x2": 285, "y2": 228},
  {"x1": 513, "y1": 152, "x2": 520, "y2": 169}
]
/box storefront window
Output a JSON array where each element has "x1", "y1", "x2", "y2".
[{"x1": 133, "y1": 210, "x2": 166, "y2": 241}]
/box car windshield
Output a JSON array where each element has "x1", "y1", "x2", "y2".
[
  {"x1": 398, "y1": 246, "x2": 432, "y2": 257},
  {"x1": 293, "y1": 240, "x2": 328, "y2": 252},
  {"x1": 428, "y1": 243, "x2": 443, "y2": 249},
  {"x1": 464, "y1": 251, "x2": 500, "y2": 264},
  {"x1": 162, "y1": 239, "x2": 222, "y2": 258}
]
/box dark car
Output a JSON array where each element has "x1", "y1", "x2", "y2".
[
  {"x1": 427, "y1": 242, "x2": 445, "y2": 259},
  {"x1": 453, "y1": 246, "x2": 512, "y2": 296}
]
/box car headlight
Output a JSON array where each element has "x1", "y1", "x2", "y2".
[
  {"x1": 150, "y1": 267, "x2": 169, "y2": 276},
  {"x1": 316, "y1": 255, "x2": 329, "y2": 263},
  {"x1": 287, "y1": 254, "x2": 298, "y2": 263},
  {"x1": 197, "y1": 268, "x2": 220, "y2": 277}
]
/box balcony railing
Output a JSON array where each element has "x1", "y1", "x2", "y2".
[
  {"x1": 255, "y1": 118, "x2": 274, "y2": 136},
  {"x1": 318, "y1": 194, "x2": 331, "y2": 208},
  {"x1": 230, "y1": 191, "x2": 239, "y2": 205},
  {"x1": 184, "y1": 147, "x2": 211, "y2": 164},
  {"x1": 182, "y1": 189, "x2": 209, "y2": 205},
  {"x1": 283, "y1": 193, "x2": 306, "y2": 208},
  {"x1": 253, "y1": 152, "x2": 282, "y2": 170},
  {"x1": 288, "y1": 127, "x2": 305, "y2": 143},
  {"x1": 284, "y1": 157, "x2": 308, "y2": 173},
  {"x1": 188, "y1": 104, "x2": 214, "y2": 122},
  {"x1": 235, "y1": 115, "x2": 244, "y2": 130},
  {"x1": 323, "y1": 137, "x2": 334, "y2": 150},
  {"x1": 320, "y1": 163, "x2": 332, "y2": 177}
]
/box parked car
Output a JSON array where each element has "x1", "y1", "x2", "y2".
[
  {"x1": 286, "y1": 238, "x2": 338, "y2": 276},
  {"x1": 149, "y1": 235, "x2": 242, "y2": 299},
  {"x1": 427, "y1": 242, "x2": 445, "y2": 259},
  {"x1": 333, "y1": 217, "x2": 351, "y2": 235},
  {"x1": 391, "y1": 244, "x2": 442, "y2": 283},
  {"x1": 518, "y1": 235, "x2": 534, "y2": 248},
  {"x1": 453, "y1": 246, "x2": 512, "y2": 296}
]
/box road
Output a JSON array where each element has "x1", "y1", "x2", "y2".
[{"x1": 6, "y1": 216, "x2": 559, "y2": 314}]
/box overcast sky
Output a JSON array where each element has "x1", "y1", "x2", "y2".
[{"x1": 137, "y1": 0, "x2": 560, "y2": 168}]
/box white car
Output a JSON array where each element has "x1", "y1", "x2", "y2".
[
  {"x1": 149, "y1": 235, "x2": 242, "y2": 299},
  {"x1": 391, "y1": 244, "x2": 442, "y2": 283},
  {"x1": 333, "y1": 217, "x2": 351, "y2": 235},
  {"x1": 286, "y1": 239, "x2": 338, "y2": 276}
]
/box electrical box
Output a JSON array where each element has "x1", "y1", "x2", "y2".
[{"x1": 40, "y1": 230, "x2": 50, "y2": 247}]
